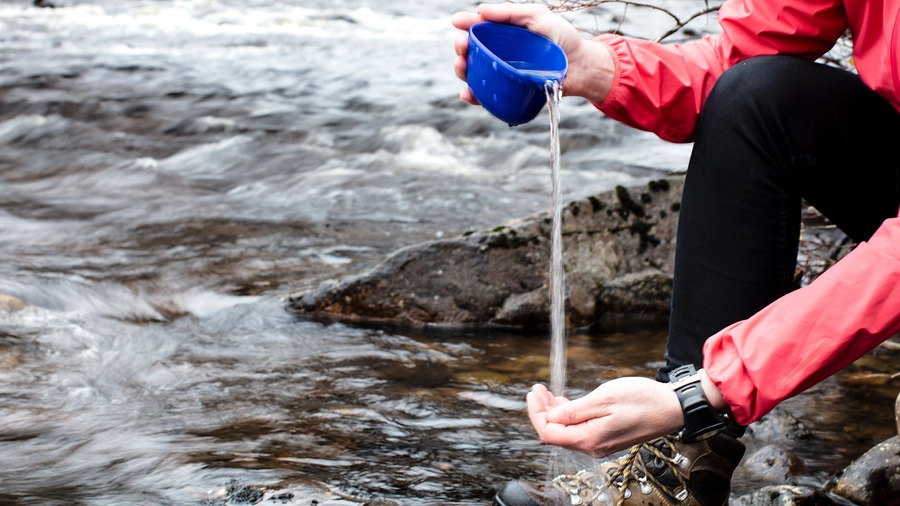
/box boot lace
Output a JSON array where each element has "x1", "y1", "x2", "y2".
[
  {"x1": 551, "y1": 437, "x2": 692, "y2": 506},
  {"x1": 551, "y1": 469, "x2": 605, "y2": 505}
]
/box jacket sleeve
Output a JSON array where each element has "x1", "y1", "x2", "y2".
[
  {"x1": 702, "y1": 215, "x2": 900, "y2": 426},
  {"x1": 592, "y1": 0, "x2": 848, "y2": 142}
]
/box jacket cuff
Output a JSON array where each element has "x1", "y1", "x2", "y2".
[
  {"x1": 703, "y1": 214, "x2": 900, "y2": 426},
  {"x1": 590, "y1": 35, "x2": 625, "y2": 111},
  {"x1": 702, "y1": 321, "x2": 756, "y2": 426}
]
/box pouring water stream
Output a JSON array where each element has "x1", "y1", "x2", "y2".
[
  {"x1": 545, "y1": 80, "x2": 576, "y2": 477},
  {"x1": 546, "y1": 80, "x2": 567, "y2": 401}
]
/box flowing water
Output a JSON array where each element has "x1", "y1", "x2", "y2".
[
  {"x1": 0, "y1": 1, "x2": 897, "y2": 505},
  {"x1": 546, "y1": 81, "x2": 566, "y2": 401}
]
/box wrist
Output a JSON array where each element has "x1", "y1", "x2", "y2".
[
  {"x1": 699, "y1": 368, "x2": 728, "y2": 412},
  {"x1": 669, "y1": 364, "x2": 728, "y2": 443},
  {"x1": 564, "y1": 39, "x2": 615, "y2": 103}
]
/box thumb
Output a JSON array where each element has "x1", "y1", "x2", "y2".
[
  {"x1": 476, "y1": 2, "x2": 550, "y2": 30},
  {"x1": 546, "y1": 393, "x2": 607, "y2": 425}
]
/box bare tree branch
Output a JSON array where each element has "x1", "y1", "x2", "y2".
[
  {"x1": 540, "y1": 0, "x2": 721, "y2": 41},
  {"x1": 534, "y1": 0, "x2": 855, "y2": 69}
]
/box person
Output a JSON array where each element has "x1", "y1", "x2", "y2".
[{"x1": 452, "y1": 1, "x2": 900, "y2": 505}]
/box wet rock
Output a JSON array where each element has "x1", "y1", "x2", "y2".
[
  {"x1": 828, "y1": 436, "x2": 900, "y2": 506},
  {"x1": 492, "y1": 288, "x2": 549, "y2": 326},
  {"x1": 287, "y1": 178, "x2": 852, "y2": 329},
  {"x1": 226, "y1": 484, "x2": 264, "y2": 504},
  {"x1": 842, "y1": 371, "x2": 900, "y2": 385},
  {"x1": 794, "y1": 206, "x2": 854, "y2": 289},
  {"x1": 288, "y1": 178, "x2": 683, "y2": 328},
  {"x1": 0, "y1": 295, "x2": 26, "y2": 312},
  {"x1": 597, "y1": 270, "x2": 672, "y2": 317},
  {"x1": 732, "y1": 485, "x2": 837, "y2": 506},
  {"x1": 270, "y1": 492, "x2": 295, "y2": 504},
  {"x1": 164, "y1": 116, "x2": 241, "y2": 136},
  {"x1": 742, "y1": 445, "x2": 805, "y2": 483},
  {"x1": 746, "y1": 407, "x2": 813, "y2": 444},
  {"x1": 896, "y1": 391, "x2": 900, "y2": 438}
]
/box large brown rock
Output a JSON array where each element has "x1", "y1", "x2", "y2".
[
  {"x1": 286, "y1": 176, "x2": 850, "y2": 329},
  {"x1": 828, "y1": 436, "x2": 900, "y2": 506},
  {"x1": 745, "y1": 407, "x2": 812, "y2": 444},
  {"x1": 742, "y1": 445, "x2": 805, "y2": 484},
  {"x1": 288, "y1": 178, "x2": 683, "y2": 328}
]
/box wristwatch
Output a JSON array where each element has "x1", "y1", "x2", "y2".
[{"x1": 669, "y1": 364, "x2": 728, "y2": 443}]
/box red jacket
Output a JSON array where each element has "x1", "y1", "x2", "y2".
[{"x1": 594, "y1": 0, "x2": 900, "y2": 425}]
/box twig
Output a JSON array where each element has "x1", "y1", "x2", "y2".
[
  {"x1": 541, "y1": 0, "x2": 722, "y2": 41},
  {"x1": 537, "y1": 0, "x2": 854, "y2": 66}
]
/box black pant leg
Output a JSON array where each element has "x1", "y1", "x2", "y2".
[{"x1": 658, "y1": 56, "x2": 900, "y2": 382}]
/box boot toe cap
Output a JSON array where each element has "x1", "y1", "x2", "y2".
[{"x1": 494, "y1": 479, "x2": 550, "y2": 506}]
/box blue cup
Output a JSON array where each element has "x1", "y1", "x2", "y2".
[{"x1": 466, "y1": 22, "x2": 568, "y2": 126}]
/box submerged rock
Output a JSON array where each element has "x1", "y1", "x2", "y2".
[
  {"x1": 0, "y1": 294, "x2": 26, "y2": 312},
  {"x1": 746, "y1": 407, "x2": 813, "y2": 444},
  {"x1": 828, "y1": 436, "x2": 900, "y2": 506},
  {"x1": 226, "y1": 484, "x2": 264, "y2": 504},
  {"x1": 743, "y1": 445, "x2": 805, "y2": 484},
  {"x1": 732, "y1": 485, "x2": 837, "y2": 506},
  {"x1": 288, "y1": 178, "x2": 683, "y2": 328}
]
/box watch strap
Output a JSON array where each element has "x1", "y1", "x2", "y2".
[{"x1": 669, "y1": 364, "x2": 727, "y2": 443}]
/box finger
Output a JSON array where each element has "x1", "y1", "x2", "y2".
[
  {"x1": 531, "y1": 383, "x2": 550, "y2": 397},
  {"x1": 451, "y1": 11, "x2": 483, "y2": 31},
  {"x1": 526, "y1": 390, "x2": 551, "y2": 433},
  {"x1": 531, "y1": 384, "x2": 560, "y2": 408},
  {"x1": 547, "y1": 394, "x2": 609, "y2": 426},
  {"x1": 527, "y1": 385, "x2": 555, "y2": 413},
  {"x1": 459, "y1": 87, "x2": 479, "y2": 105},
  {"x1": 532, "y1": 418, "x2": 594, "y2": 452},
  {"x1": 454, "y1": 54, "x2": 467, "y2": 81},
  {"x1": 477, "y1": 2, "x2": 549, "y2": 28},
  {"x1": 454, "y1": 33, "x2": 469, "y2": 57}
]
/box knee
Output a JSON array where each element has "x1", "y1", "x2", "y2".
[{"x1": 702, "y1": 56, "x2": 809, "y2": 121}]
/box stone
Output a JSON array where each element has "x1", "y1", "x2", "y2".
[
  {"x1": 286, "y1": 177, "x2": 854, "y2": 329},
  {"x1": 746, "y1": 407, "x2": 813, "y2": 444},
  {"x1": 597, "y1": 270, "x2": 672, "y2": 317},
  {"x1": 742, "y1": 445, "x2": 805, "y2": 483},
  {"x1": 492, "y1": 288, "x2": 549, "y2": 326},
  {"x1": 828, "y1": 436, "x2": 900, "y2": 506},
  {"x1": 287, "y1": 178, "x2": 683, "y2": 328},
  {"x1": 896, "y1": 391, "x2": 899, "y2": 438},
  {"x1": 731, "y1": 485, "x2": 837, "y2": 506},
  {"x1": 226, "y1": 484, "x2": 264, "y2": 504},
  {"x1": 0, "y1": 294, "x2": 26, "y2": 312}
]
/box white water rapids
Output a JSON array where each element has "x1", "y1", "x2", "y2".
[{"x1": 3, "y1": 2, "x2": 888, "y2": 505}]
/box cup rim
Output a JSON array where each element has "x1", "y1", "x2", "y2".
[{"x1": 468, "y1": 22, "x2": 567, "y2": 84}]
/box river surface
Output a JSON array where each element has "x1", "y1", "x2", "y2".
[{"x1": 0, "y1": 1, "x2": 897, "y2": 504}]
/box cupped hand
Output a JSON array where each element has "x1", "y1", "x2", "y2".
[
  {"x1": 526, "y1": 378, "x2": 685, "y2": 458},
  {"x1": 451, "y1": 3, "x2": 598, "y2": 104}
]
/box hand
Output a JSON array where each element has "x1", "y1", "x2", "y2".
[
  {"x1": 451, "y1": 3, "x2": 616, "y2": 105},
  {"x1": 526, "y1": 378, "x2": 685, "y2": 457}
]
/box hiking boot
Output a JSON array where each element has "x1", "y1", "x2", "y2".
[{"x1": 493, "y1": 433, "x2": 745, "y2": 506}]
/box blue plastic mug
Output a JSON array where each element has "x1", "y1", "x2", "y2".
[{"x1": 466, "y1": 22, "x2": 568, "y2": 126}]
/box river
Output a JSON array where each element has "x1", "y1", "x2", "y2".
[{"x1": 0, "y1": 1, "x2": 896, "y2": 504}]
